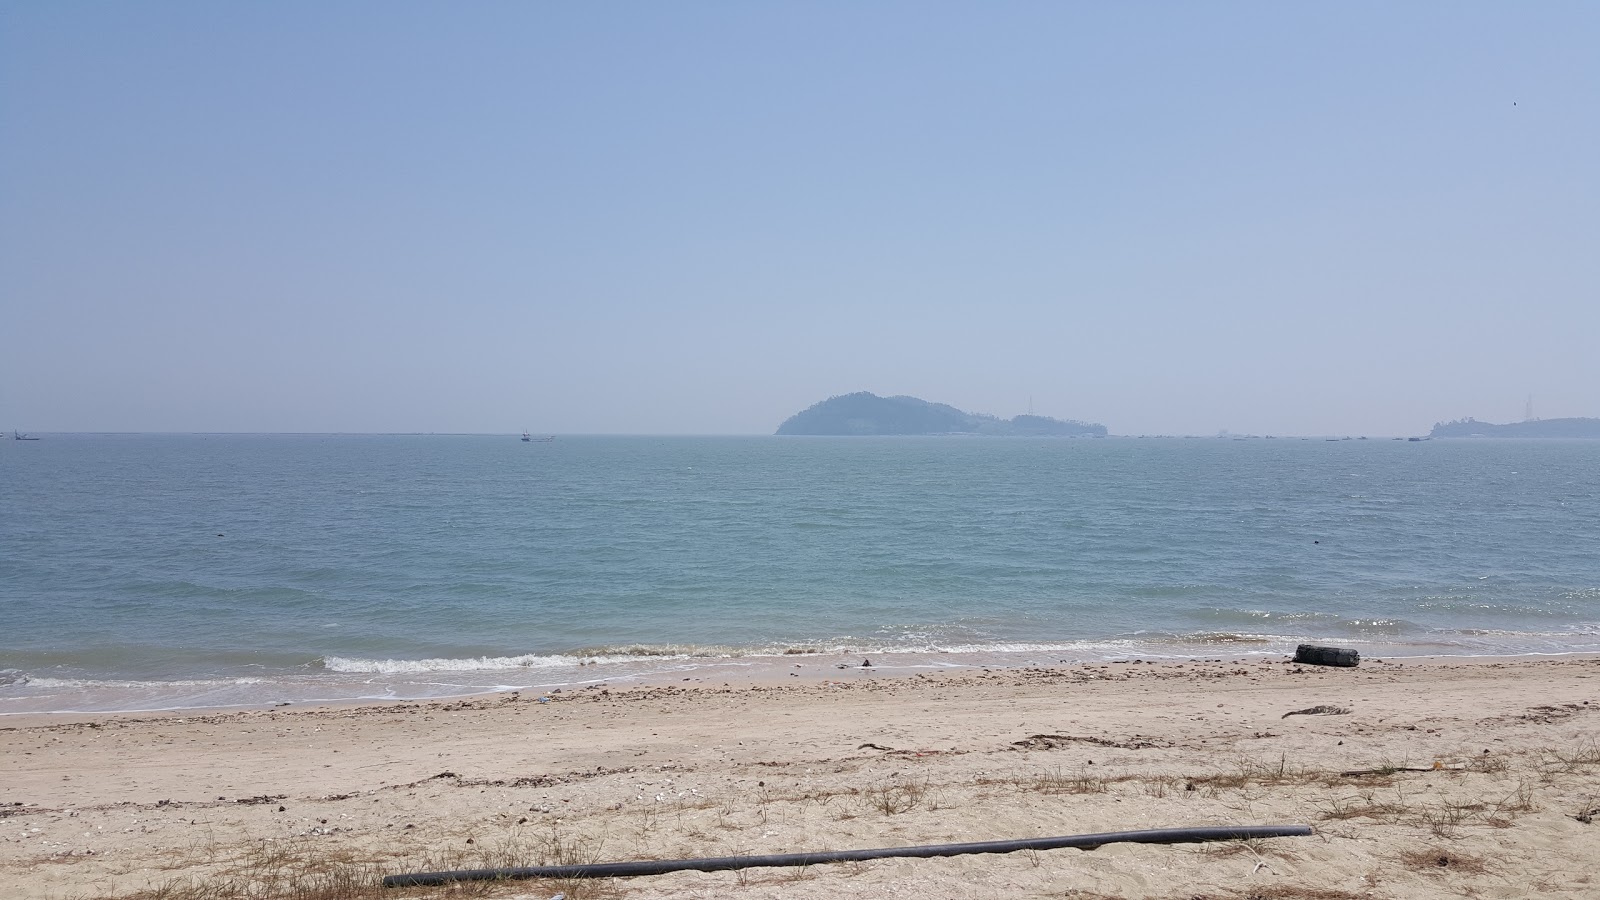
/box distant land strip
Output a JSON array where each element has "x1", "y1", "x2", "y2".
[
  {"x1": 776, "y1": 392, "x2": 1106, "y2": 437},
  {"x1": 1430, "y1": 417, "x2": 1600, "y2": 439}
]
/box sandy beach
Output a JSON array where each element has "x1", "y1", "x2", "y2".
[{"x1": 5, "y1": 654, "x2": 1600, "y2": 899}]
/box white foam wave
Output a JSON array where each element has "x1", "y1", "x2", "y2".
[
  {"x1": 320, "y1": 653, "x2": 597, "y2": 674},
  {"x1": 318, "y1": 637, "x2": 1293, "y2": 674},
  {"x1": 12, "y1": 676, "x2": 267, "y2": 689}
]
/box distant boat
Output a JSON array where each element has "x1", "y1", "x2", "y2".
[
  {"x1": 521, "y1": 431, "x2": 531, "y2": 442},
  {"x1": 521, "y1": 431, "x2": 554, "y2": 443},
  {"x1": 13, "y1": 431, "x2": 39, "y2": 441}
]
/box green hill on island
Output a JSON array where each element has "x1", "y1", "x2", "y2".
[
  {"x1": 1430, "y1": 417, "x2": 1600, "y2": 438},
  {"x1": 776, "y1": 392, "x2": 1107, "y2": 436}
]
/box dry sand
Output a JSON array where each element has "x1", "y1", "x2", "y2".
[{"x1": 4, "y1": 654, "x2": 1600, "y2": 899}]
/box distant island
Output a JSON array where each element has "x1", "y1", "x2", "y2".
[
  {"x1": 776, "y1": 392, "x2": 1107, "y2": 437},
  {"x1": 1430, "y1": 417, "x2": 1600, "y2": 439}
]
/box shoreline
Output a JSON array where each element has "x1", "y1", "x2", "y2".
[
  {"x1": 5, "y1": 655, "x2": 1600, "y2": 898},
  {"x1": 8, "y1": 644, "x2": 1600, "y2": 721},
  {"x1": 12, "y1": 643, "x2": 1600, "y2": 720}
]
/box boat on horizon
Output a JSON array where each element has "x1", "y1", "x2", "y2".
[
  {"x1": 13, "y1": 431, "x2": 39, "y2": 441},
  {"x1": 521, "y1": 431, "x2": 554, "y2": 443}
]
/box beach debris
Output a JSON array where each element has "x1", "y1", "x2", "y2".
[
  {"x1": 1011, "y1": 733, "x2": 1168, "y2": 751},
  {"x1": 1281, "y1": 705, "x2": 1351, "y2": 718},
  {"x1": 1519, "y1": 703, "x2": 1588, "y2": 724},
  {"x1": 861, "y1": 659, "x2": 873, "y2": 667},
  {"x1": 1293, "y1": 644, "x2": 1360, "y2": 667},
  {"x1": 383, "y1": 824, "x2": 1315, "y2": 886},
  {"x1": 234, "y1": 794, "x2": 288, "y2": 805},
  {"x1": 858, "y1": 742, "x2": 895, "y2": 751},
  {"x1": 1338, "y1": 764, "x2": 1462, "y2": 777},
  {"x1": 1574, "y1": 804, "x2": 1600, "y2": 824}
]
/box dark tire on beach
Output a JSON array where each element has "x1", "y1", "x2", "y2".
[{"x1": 1294, "y1": 644, "x2": 1360, "y2": 667}]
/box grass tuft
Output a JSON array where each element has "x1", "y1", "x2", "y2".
[
  {"x1": 863, "y1": 778, "x2": 931, "y2": 814},
  {"x1": 1398, "y1": 846, "x2": 1490, "y2": 874},
  {"x1": 1547, "y1": 736, "x2": 1600, "y2": 771},
  {"x1": 122, "y1": 827, "x2": 621, "y2": 900},
  {"x1": 1027, "y1": 768, "x2": 1112, "y2": 795}
]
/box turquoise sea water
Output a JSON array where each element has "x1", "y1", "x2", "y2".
[{"x1": 3, "y1": 434, "x2": 1598, "y2": 712}]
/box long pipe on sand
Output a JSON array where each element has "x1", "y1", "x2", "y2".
[{"x1": 384, "y1": 824, "x2": 1314, "y2": 887}]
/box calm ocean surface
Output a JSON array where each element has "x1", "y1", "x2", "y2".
[{"x1": 3, "y1": 434, "x2": 1598, "y2": 713}]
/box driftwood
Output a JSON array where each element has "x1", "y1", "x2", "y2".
[{"x1": 1281, "y1": 705, "x2": 1351, "y2": 719}]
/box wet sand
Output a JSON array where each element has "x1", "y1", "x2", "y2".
[{"x1": 4, "y1": 654, "x2": 1600, "y2": 899}]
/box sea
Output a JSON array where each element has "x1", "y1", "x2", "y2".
[{"x1": 3, "y1": 434, "x2": 1598, "y2": 714}]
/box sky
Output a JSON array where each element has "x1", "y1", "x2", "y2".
[{"x1": 2, "y1": 2, "x2": 1596, "y2": 437}]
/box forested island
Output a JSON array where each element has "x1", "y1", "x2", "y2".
[
  {"x1": 776, "y1": 392, "x2": 1107, "y2": 436},
  {"x1": 1430, "y1": 417, "x2": 1600, "y2": 438}
]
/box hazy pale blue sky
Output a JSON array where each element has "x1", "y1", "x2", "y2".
[{"x1": 2, "y1": 2, "x2": 1595, "y2": 436}]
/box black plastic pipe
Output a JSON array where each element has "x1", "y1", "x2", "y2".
[{"x1": 383, "y1": 824, "x2": 1313, "y2": 887}]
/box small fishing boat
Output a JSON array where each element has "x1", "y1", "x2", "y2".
[{"x1": 13, "y1": 431, "x2": 39, "y2": 441}]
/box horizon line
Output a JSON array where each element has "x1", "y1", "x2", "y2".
[{"x1": 3, "y1": 430, "x2": 1452, "y2": 440}]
